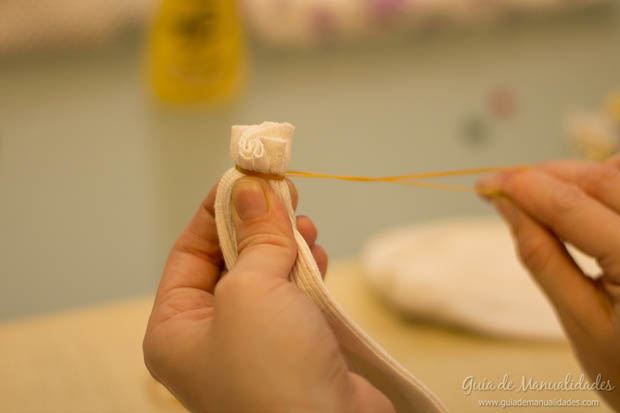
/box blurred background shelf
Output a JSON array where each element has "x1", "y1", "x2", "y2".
[{"x1": 1, "y1": 5, "x2": 620, "y2": 320}]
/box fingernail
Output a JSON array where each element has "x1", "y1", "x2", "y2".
[
  {"x1": 493, "y1": 197, "x2": 520, "y2": 228},
  {"x1": 232, "y1": 178, "x2": 268, "y2": 221}
]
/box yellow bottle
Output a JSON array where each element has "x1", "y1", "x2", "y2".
[{"x1": 147, "y1": 0, "x2": 244, "y2": 104}]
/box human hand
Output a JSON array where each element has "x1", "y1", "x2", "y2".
[
  {"x1": 477, "y1": 155, "x2": 620, "y2": 408},
  {"x1": 143, "y1": 177, "x2": 394, "y2": 413}
]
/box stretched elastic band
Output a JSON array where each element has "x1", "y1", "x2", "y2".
[{"x1": 235, "y1": 165, "x2": 286, "y2": 181}]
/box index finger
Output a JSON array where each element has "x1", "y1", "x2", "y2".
[
  {"x1": 157, "y1": 182, "x2": 223, "y2": 300},
  {"x1": 539, "y1": 159, "x2": 620, "y2": 214},
  {"x1": 480, "y1": 168, "x2": 620, "y2": 276}
]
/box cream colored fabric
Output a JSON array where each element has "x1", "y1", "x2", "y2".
[
  {"x1": 230, "y1": 122, "x2": 293, "y2": 175},
  {"x1": 214, "y1": 121, "x2": 446, "y2": 413}
]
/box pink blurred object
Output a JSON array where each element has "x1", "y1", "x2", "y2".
[
  {"x1": 240, "y1": 0, "x2": 612, "y2": 46},
  {"x1": 0, "y1": 0, "x2": 155, "y2": 53},
  {"x1": 487, "y1": 86, "x2": 517, "y2": 119}
]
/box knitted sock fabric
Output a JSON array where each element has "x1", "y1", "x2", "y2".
[{"x1": 214, "y1": 121, "x2": 446, "y2": 413}]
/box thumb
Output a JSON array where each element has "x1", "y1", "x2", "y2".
[{"x1": 230, "y1": 176, "x2": 298, "y2": 281}]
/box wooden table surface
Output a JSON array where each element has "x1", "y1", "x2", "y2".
[{"x1": 0, "y1": 261, "x2": 611, "y2": 412}]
